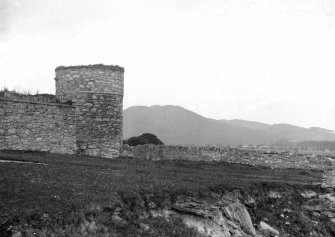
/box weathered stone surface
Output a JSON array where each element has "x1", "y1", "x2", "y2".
[
  {"x1": 158, "y1": 196, "x2": 257, "y2": 237},
  {"x1": 301, "y1": 190, "x2": 317, "y2": 199},
  {"x1": 323, "y1": 170, "x2": 335, "y2": 188},
  {"x1": 76, "y1": 92, "x2": 123, "y2": 158},
  {"x1": 0, "y1": 99, "x2": 76, "y2": 154},
  {"x1": 258, "y1": 221, "x2": 279, "y2": 237},
  {"x1": 268, "y1": 191, "x2": 281, "y2": 199},
  {"x1": 244, "y1": 197, "x2": 256, "y2": 209},
  {"x1": 221, "y1": 201, "x2": 256, "y2": 236},
  {"x1": 55, "y1": 64, "x2": 124, "y2": 103},
  {"x1": 320, "y1": 193, "x2": 335, "y2": 203}
]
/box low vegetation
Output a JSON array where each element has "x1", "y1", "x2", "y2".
[
  {"x1": 0, "y1": 87, "x2": 75, "y2": 105},
  {"x1": 123, "y1": 133, "x2": 164, "y2": 146},
  {"x1": 0, "y1": 87, "x2": 40, "y2": 97},
  {"x1": 0, "y1": 150, "x2": 333, "y2": 236}
]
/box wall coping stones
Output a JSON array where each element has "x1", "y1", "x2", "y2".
[
  {"x1": 0, "y1": 98, "x2": 75, "y2": 108},
  {"x1": 0, "y1": 91, "x2": 57, "y2": 103},
  {"x1": 55, "y1": 64, "x2": 124, "y2": 72}
]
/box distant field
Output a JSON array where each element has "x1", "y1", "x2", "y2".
[{"x1": 0, "y1": 151, "x2": 329, "y2": 236}]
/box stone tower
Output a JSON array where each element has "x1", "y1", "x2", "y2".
[{"x1": 55, "y1": 64, "x2": 124, "y2": 158}]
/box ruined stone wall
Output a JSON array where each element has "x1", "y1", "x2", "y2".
[
  {"x1": 122, "y1": 144, "x2": 335, "y2": 170},
  {"x1": 0, "y1": 64, "x2": 124, "y2": 158},
  {"x1": 76, "y1": 92, "x2": 123, "y2": 158},
  {"x1": 0, "y1": 98, "x2": 76, "y2": 154},
  {"x1": 0, "y1": 91, "x2": 58, "y2": 103},
  {"x1": 55, "y1": 65, "x2": 124, "y2": 102}
]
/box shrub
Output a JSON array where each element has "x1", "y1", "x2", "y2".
[{"x1": 123, "y1": 133, "x2": 164, "y2": 146}]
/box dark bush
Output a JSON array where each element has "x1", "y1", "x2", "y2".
[{"x1": 123, "y1": 133, "x2": 164, "y2": 146}]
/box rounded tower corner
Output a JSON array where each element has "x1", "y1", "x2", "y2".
[
  {"x1": 55, "y1": 64, "x2": 124, "y2": 103},
  {"x1": 55, "y1": 64, "x2": 124, "y2": 158}
]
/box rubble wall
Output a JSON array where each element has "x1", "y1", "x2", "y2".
[
  {"x1": 76, "y1": 92, "x2": 123, "y2": 158},
  {"x1": 0, "y1": 98, "x2": 76, "y2": 154},
  {"x1": 55, "y1": 65, "x2": 124, "y2": 102},
  {"x1": 122, "y1": 144, "x2": 335, "y2": 170}
]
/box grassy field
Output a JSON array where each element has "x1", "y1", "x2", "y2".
[{"x1": 0, "y1": 150, "x2": 332, "y2": 236}]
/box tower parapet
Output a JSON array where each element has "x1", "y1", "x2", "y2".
[{"x1": 55, "y1": 64, "x2": 124, "y2": 102}]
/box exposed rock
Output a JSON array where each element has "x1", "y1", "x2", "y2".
[
  {"x1": 258, "y1": 221, "x2": 279, "y2": 237},
  {"x1": 261, "y1": 217, "x2": 269, "y2": 223},
  {"x1": 80, "y1": 220, "x2": 97, "y2": 235},
  {"x1": 161, "y1": 196, "x2": 258, "y2": 237},
  {"x1": 174, "y1": 213, "x2": 232, "y2": 237},
  {"x1": 282, "y1": 208, "x2": 292, "y2": 213},
  {"x1": 11, "y1": 232, "x2": 22, "y2": 237},
  {"x1": 244, "y1": 197, "x2": 256, "y2": 208},
  {"x1": 320, "y1": 193, "x2": 335, "y2": 203},
  {"x1": 111, "y1": 215, "x2": 127, "y2": 227},
  {"x1": 139, "y1": 223, "x2": 150, "y2": 231},
  {"x1": 268, "y1": 191, "x2": 281, "y2": 199},
  {"x1": 221, "y1": 201, "x2": 256, "y2": 236},
  {"x1": 301, "y1": 190, "x2": 317, "y2": 198},
  {"x1": 148, "y1": 201, "x2": 156, "y2": 209},
  {"x1": 87, "y1": 221, "x2": 97, "y2": 233},
  {"x1": 322, "y1": 170, "x2": 335, "y2": 188},
  {"x1": 323, "y1": 211, "x2": 335, "y2": 218},
  {"x1": 114, "y1": 206, "x2": 122, "y2": 214},
  {"x1": 325, "y1": 158, "x2": 335, "y2": 166}
]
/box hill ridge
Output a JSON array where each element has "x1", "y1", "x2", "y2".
[{"x1": 124, "y1": 105, "x2": 335, "y2": 145}]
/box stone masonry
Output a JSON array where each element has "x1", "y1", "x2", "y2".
[
  {"x1": 55, "y1": 64, "x2": 124, "y2": 158},
  {"x1": 55, "y1": 64, "x2": 123, "y2": 102},
  {"x1": 0, "y1": 99, "x2": 76, "y2": 154},
  {"x1": 75, "y1": 92, "x2": 123, "y2": 157},
  {"x1": 0, "y1": 64, "x2": 124, "y2": 158}
]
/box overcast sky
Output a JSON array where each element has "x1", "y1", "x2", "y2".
[{"x1": 1, "y1": 0, "x2": 335, "y2": 130}]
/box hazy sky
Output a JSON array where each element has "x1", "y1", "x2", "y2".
[{"x1": 1, "y1": 0, "x2": 335, "y2": 130}]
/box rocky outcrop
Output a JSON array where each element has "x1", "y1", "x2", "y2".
[
  {"x1": 152, "y1": 193, "x2": 262, "y2": 237},
  {"x1": 258, "y1": 221, "x2": 279, "y2": 237}
]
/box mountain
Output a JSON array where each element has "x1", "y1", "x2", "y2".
[
  {"x1": 123, "y1": 105, "x2": 335, "y2": 146},
  {"x1": 220, "y1": 119, "x2": 270, "y2": 130}
]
